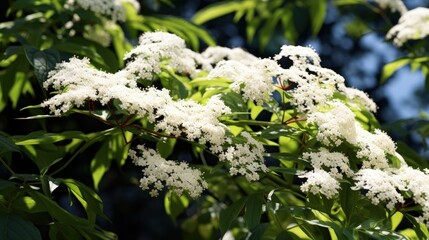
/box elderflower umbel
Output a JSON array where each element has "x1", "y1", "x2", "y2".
[
  {"x1": 129, "y1": 145, "x2": 208, "y2": 198},
  {"x1": 386, "y1": 7, "x2": 429, "y2": 46},
  {"x1": 207, "y1": 60, "x2": 273, "y2": 105},
  {"x1": 154, "y1": 96, "x2": 231, "y2": 146},
  {"x1": 123, "y1": 32, "x2": 211, "y2": 81},
  {"x1": 371, "y1": 0, "x2": 407, "y2": 15},
  {"x1": 201, "y1": 46, "x2": 259, "y2": 66},
  {"x1": 299, "y1": 169, "x2": 341, "y2": 199},
  {"x1": 353, "y1": 168, "x2": 405, "y2": 210},
  {"x1": 343, "y1": 87, "x2": 377, "y2": 113},
  {"x1": 41, "y1": 57, "x2": 137, "y2": 115},
  {"x1": 307, "y1": 100, "x2": 358, "y2": 146},
  {"x1": 215, "y1": 132, "x2": 268, "y2": 181},
  {"x1": 274, "y1": 45, "x2": 321, "y2": 69},
  {"x1": 65, "y1": 0, "x2": 140, "y2": 22},
  {"x1": 355, "y1": 127, "x2": 396, "y2": 169},
  {"x1": 303, "y1": 148, "x2": 353, "y2": 179},
  {"x1": 396, "y1": 166, "x2": 429, "y2": 224}
]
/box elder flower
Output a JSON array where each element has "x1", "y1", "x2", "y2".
[
  {"x1": 214, "y1": 132, "x2": 268, "y2": 181},
  {"x1": 129, "y1": 145, "x2": 207, "y2": 198},
  {"x1": 299, "y1": 169, "x2": 341, "y2": 199},
  {"x1": 307, "y1": 100, "x2": 358, "y2": 146},
  {"x1": 386, "y1": 7, "x2": 429, "y2": 46},
  {"x1": 353, "y1": 168, "x2": 405, "y2": 210},
  {"x1": 123, "y1": 32, "x2": 211, "y2": 81},
  {"x1": 303, "y1": 148, "x2": 354, "y2": 179},
  {"x1": 371, "y1": 0, "x2": 407, "y2": 15},
  {"x1": 65, "y1": 0, "x2": 140, "y2": 22}
]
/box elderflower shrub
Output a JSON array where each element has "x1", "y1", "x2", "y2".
[
  {"x1": 386, "y1": 7, "x2": 429, "y2": 46},
  {"x1": 40, "y1": 31, "x2": 429, "y2": 238}
]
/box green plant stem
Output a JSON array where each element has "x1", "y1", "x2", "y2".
[
  {"x1": 0, "y1": 157, "x2": 15, "y2": 175},
  {"x1": 50, "y1": 128, "x2": 117, "y2": 176},
  {"x1": 222, "y1": 119, "x2": 278, "y2": 126},
  {"x1": 264, "y1": 172, "x2": 304, "y2": 198}
]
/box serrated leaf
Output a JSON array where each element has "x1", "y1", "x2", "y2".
[
  {"x1": 0, "y1": 213, "x2": 42, "y2": 240},
  {"x1": 219, "y1": 196, "x2": 247, "y2": 236}
]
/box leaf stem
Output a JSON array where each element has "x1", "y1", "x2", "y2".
[
  {"x1": 50, "y1": 128, "x2": 117, "y2": 176},
  {"x1": 0, "y1": 157, "x2": 15, "y2": 175}
]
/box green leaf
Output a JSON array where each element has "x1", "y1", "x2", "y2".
[
  {"x1": 164, "y1": 191, "x2": 190, "y2": 223},
  {"x1": 259, "y1": 9, "x2": 282, "y2": 50},
  {"x1": 258, "y1": 125, "x2": 296, "y2": 139},
  {"x1": 189, "y1": 78, "x2": 232, "y2": 88},
  {"x1": 220, "y1": 92, "x2": 248, "y2": 119},
  {"x1": 0, "y1": 213, "x2": 42, "y2": 240},
  {"x1": 381, "y1": 58, "x2": 411, "y2": 84},
  {"x1": 24, "y1": 46, "x2": 60, "y2": 85},
  {"x1": 14, "y1": 131, "x2": 88, "y2": 145},
  {"x1": 308, "y1": 0, "x2": 327, "y2": 35},
  {"x1": 244, "y1": 194, "x2": 263, "y2": 229},
  {"x1": 11, "y1": 196, "x2": 46, "y2": 214},
  {"x1": 61, "y1": 179, "x2": 108, "y2": 224},
  {"x1": 404, "y1": 214, "x2": 429, "y2": 239},
  {"x1": 247, "y1": 223, "x2": 269, "y2": 240},
  {"x1": 193, "y1": 1, "x2": 249, "y2": 25},
  {"x1": 156, "y1": 138, "x2": 177, "y2": 159},
  {"x1": 91, "y1": 132, "x2": 130, "y2": 189},
  {"x1": 0, "y1": 134, "x2": 20, "y2": 156},
  {"x1": 219, "y1": 196, "x2": 248, "y2": 236}
]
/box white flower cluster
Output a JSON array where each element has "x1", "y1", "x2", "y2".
[
  {"x1": 129, "y1": 145, "x2": 208, "y2": 198},
  {"x1": 202, "y1": 46, "x2": 259, "y2": 66},
  {"x1": 371, "y1": 0, "x2": 407, "y2": 15},
  {"x1": 302, "y1": 148, "x2": 353, "y2": 179},
  {"x1": 42, "y1": 32, "x2": 269, "y2": 197},
  {"x1": 215, "y1": 132, "x2": 268, "y2": 181},
  {"x1": 386, "y1": 7, "x2": 429, "y2": 46},
  {"x1": 298, "y1": 148, "x2": 353, "y2": 198},
  {"x1": 353, "y1": 166, "x2": 429, "y2": 224},
  {"x1": 207, "y1": 60, "x2": 274, "y2": 105},
  {"x1": 123, "y1": 32, "x2": 212, "y2": 81},
  {"x1": 270, "y1": 45, "x2": 376, "y2": 113},
  {"x1": 299, "y1": 169, "x2": 341, "y2": 199},
  {"x1": 353, "y1": 168, "x2": 405, "y2": 210},
  {"x1": 155, "y1": 96, "x2": 231, "y2": 145},
  {"x1": 355, "y1": 128, "x2": 396, "y2": 169},
  {"x1": 65, "y1": 0, "x2": 140, "y2": 22},
  {"x1": 307, "y1": 101, "x2": 358, "y2": 146}
]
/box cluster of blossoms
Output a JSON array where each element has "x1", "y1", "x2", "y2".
[
  {"x1": 65, "y1": 0, "x2": 140, "y2": 22},
  {"x1": 129, "y1": 145, "x2": 207, "y2": 198},
  {"x1": 42, "y1": 31, "x2": 429, "y2": 224},
  {"x1": 371, "y1": 0, "x2": 407, "y2": 15},
  {"x1": 386, "y1": 7, "x2": 429, "y2": 46},
  {"x1": 42, "y1": 32, "x2": 268, "y2": 197}
]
